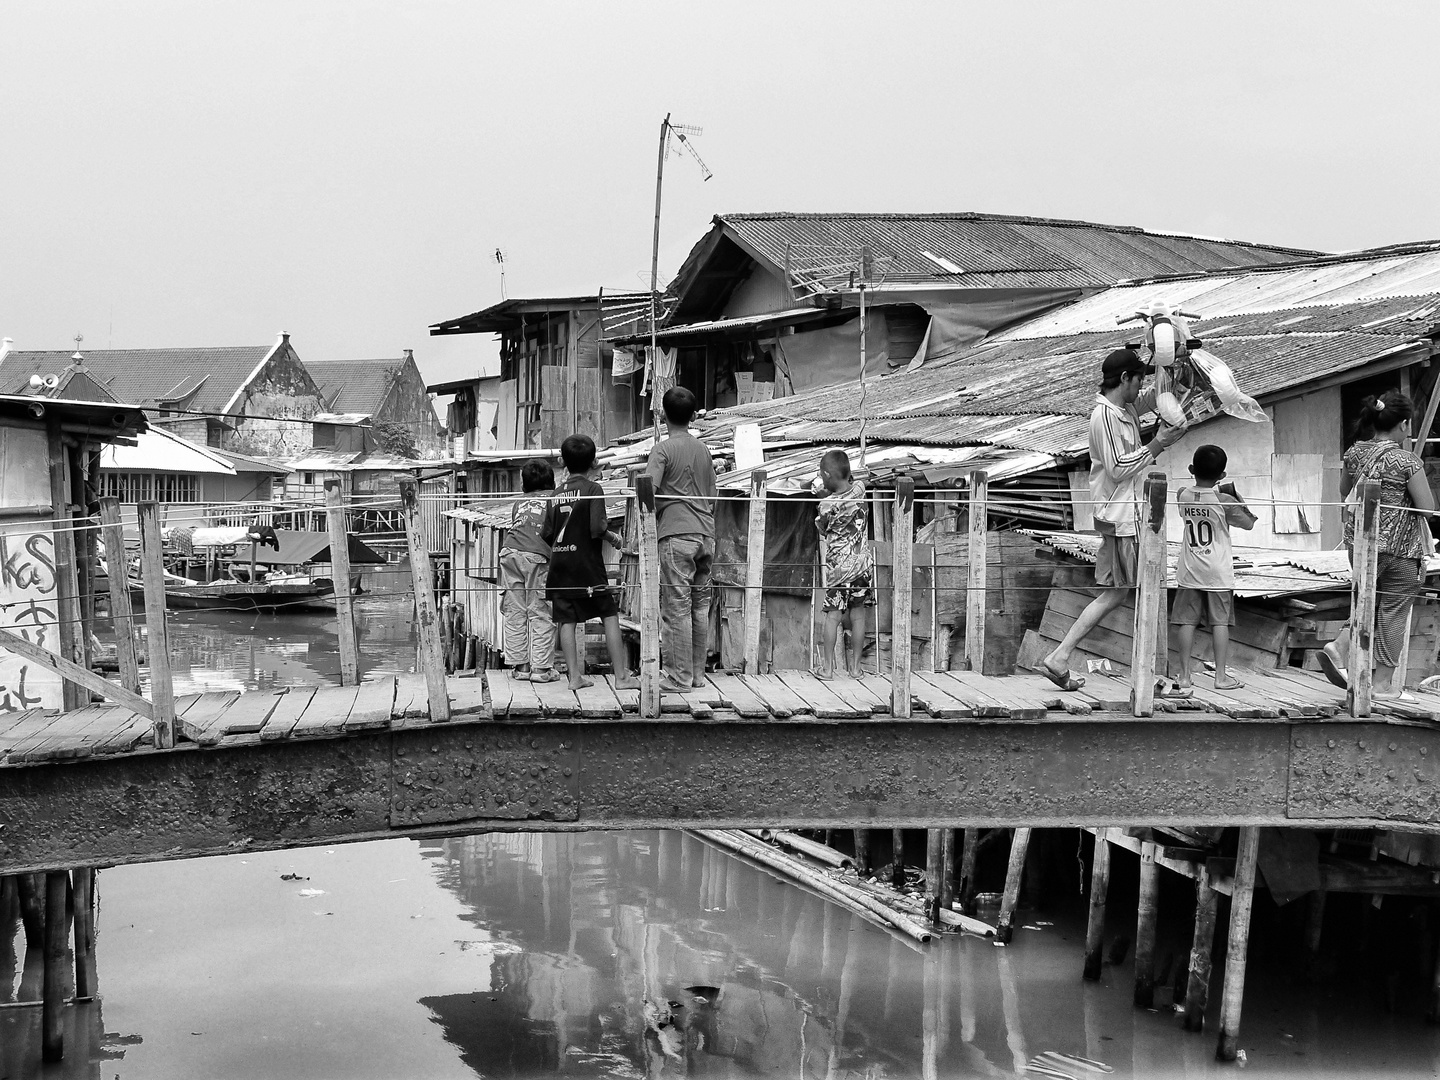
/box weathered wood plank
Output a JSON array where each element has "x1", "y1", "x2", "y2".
[
  {"x1": 10, "y1": 708, "x2": 120, "y2": 762},
  {"x1": 481, "y1": 670, "x2": 513, "y2": 717},
  {"x1": 528, "y1": 675, "x2": 580, "y2": 718},
  {"x1": 934, "y1": 671, "x2": 1012, "y2": 717},
  {"x1": 833, "y1": 674, "x2": 891, "y2": 714},
  {"x1": 259, "y1": 687, "x2": 318, "y2": 741},
  {"x1": 449, "y1": 675, "x2": 488, "y2": 718},
  {"x1": 740, "y1": 673, "x2": 809, "y2": 718},
  {"x1": 291, "y1": 685, "x2": 360, "y2": 738},
  {"x1": 572, "y1": 677, "x2": 623, "y2": 719},
  {"x1": 178, "y1": 691, "x2": 241, "y2": 746},
  {"x1": 504, "y1": 672, "x2": 545, "y2": 718},
  {"x1": 904, "y1": 671, "x2": 975, "y2": 718},
  {"x1": 217, "y1": 690, "x2": 283, "y2": 735},
  {"x1": 775, "y1": 671, "x2": 867, "y2": 719},
  {"x1": 703, "y1": 674, "x2": 772, "y2": 718},
  {"x1": 346, "y1": 677, "x2": 397, "y2": 730},
  {"x1": 90, "y1": 713, "x2": 152, "y2": 756},
  {"x1": 2, "y1": 713, "x2": 73, "y2": 762},
  {"x1": 858, "y1": 674, "x2": 897, "y2": 716}
]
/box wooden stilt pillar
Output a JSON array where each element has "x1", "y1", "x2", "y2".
[
  {"x1": 635, "y1": 475, "x2": 661, "y2": 718},
  {"x1": 853, "y1": 829, "x2": 871, "y2": 876},
  {"x1": 925, "y1": 829, "x2": 943, "y2": 925},
  {"x1": 996, "y1": 827, "x2": 1032, "y2": 944},
  {"x1": 1216, "y1": 826, "x2": 1261, "y2": 1061},
  {"x1": 17, "y1": 871, "x2": 44, "y2": 951},
  {"x1": 72, "y1": 868, "x2": 95, "y2": 999},
  {"x1": 939, "y1": 828, "x2": 955, "y2": 915},
  {"x1": 136, "y1": 501, "x2": 176, "y2": 747},
  {"x1": 964, "y1": 470, "x2": 988, "y2": 672},
  {"x1": 1132, "y1": 473, "x2": 1168, "y2": 716},
  {"x1": 1184, "y1": 863, "x2": 1220, "y2": 1031},
  {"x1": 1350, "y1": 479, "x2": 1381, "y2": 716},
  {"x1": 891, "y1": 829, "x2": 906, "y2": 889},
  {"x1": 891, "y1": 477, "x2": 915, "y2": 716},
  {"x1": 742, "y1": 469, "x2": 767, "y2": 675},
  {"x1": 957, "y1": 827, "x2": 980, "y2": 914},
  {"x1": 1083, "y1": 827, "x2": 1111, "y2": 981},
  {"x1": 325, "y1": 479, "x2": 360, "y2": 686},
  {"x1": 1305, "y1": 889, "x2": 1326, "y2": 984},
  {"x1": 1134, "y1": 839, "x2": 1160, "y2": 1008},
  {"x1": 398, "y1": 479, "x2": 450, "y2": 722},
  {"x1": 42, "y1": 870, "x2": 68, "y2": 1062}
]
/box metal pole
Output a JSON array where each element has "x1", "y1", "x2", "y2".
[
  {"x1": 858, "y1": 281, "x2": 868, "y2": 466},
  {"x1": 650, "y1": 113, "x2": 670, "y2": 441}
]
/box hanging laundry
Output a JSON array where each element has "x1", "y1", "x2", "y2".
[{"x1": 611, "y1": 346, "x2": 639, "y2": 377}]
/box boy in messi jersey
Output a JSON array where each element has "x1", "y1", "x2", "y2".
[{"x1": 1171, "y1": 444, "x2": 1257, "y2": 693}]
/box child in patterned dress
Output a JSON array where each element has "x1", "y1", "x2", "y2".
[{"x1": 815, "y1": 449, "x2": 874, "y2": 678}]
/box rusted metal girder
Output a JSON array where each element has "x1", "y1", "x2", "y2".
[{"x1": 2, "y1": 717, "x2": 1439, "y2": 874}]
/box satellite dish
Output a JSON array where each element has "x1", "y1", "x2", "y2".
[
  {"x1": 28, "y1": 374, "x2": 43, "y2": 389},
  {"x1": 43, "y1": 374, "x2": 60, "y2": 390}
]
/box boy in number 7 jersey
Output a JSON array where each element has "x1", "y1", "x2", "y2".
[{"x1": 1171, "y1": 444, "x2": 1257, "y2": 693}]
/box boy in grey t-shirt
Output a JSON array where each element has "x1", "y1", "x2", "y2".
[{"x1": 644, "y1": 387, "x2": 718, "y2": 692}]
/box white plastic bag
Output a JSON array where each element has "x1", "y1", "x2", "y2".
[{"x1": 1191, "y1": 349, "x2": 1267, "y2": 423}]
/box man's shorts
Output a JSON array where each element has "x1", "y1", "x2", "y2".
[
  {"x1": 549, "y1": 587, "x2": 621, "y2": 624},
  {"x1": 823, "y1": 570, "x2": 877, "y2": 613},
  {"x1": 1094, "y1": 532, "x2": 1138, "y2": 589},
  {"x1": 1170, "y1": 588, "x2": 1235, "y2": 628}
]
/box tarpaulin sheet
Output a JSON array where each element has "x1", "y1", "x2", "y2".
[
  {"x1": 898, "y1": 288, "x2": 1084, "y2": 366},
  {"x1": 771, "y1": 313, "x2": 889, "y2": 396},
  {"x1": 713, "y1": 494, "x2": 818, "y2": 596}
]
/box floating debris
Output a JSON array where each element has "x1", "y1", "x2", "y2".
[
  {"x1": 298, "y1": 888, "x2": 325, "y2": 897},
  {"x1": 280, "y1": 873, "x2": 309, "y2": 881}
]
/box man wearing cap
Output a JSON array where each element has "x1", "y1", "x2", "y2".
[{"x1": 1038, "y1": 348, "x2": 1187, "y2": 690}]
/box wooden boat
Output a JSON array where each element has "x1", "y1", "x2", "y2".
[{"x1": 127, "y1": 570, "x2": 338, "y2": 613}]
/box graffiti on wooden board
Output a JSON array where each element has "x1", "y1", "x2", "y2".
[{"x1": 0, "y1": 524, "x2": 62, "y2": 710}]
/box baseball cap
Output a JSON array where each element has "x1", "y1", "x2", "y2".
[{"x1": 1101, "y1": 347, "x2": 1154, "y2": 379}]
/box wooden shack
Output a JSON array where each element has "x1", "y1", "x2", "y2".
[{"x1": 0, "y1": 394, "x2": 147, "y2": 711}]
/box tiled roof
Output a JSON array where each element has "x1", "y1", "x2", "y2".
[
  {"x1": 713, "y1": 212, "x2": 1321, "y2": 288},
  {"x1": 306, "y1": 358, "x2": 401, "y2": 415},
  {"x1": 0, "y1": 346, "x2": 275, "y2": 414}
]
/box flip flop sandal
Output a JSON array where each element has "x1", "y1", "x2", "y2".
[
  {"x1": 1160, "y1": 684, "x2": 1195, "y2": 699},
  {"x1": 1034, "y1": 664, "x2": 1086, "y2": 692},
  {"x1": 1317, "y1": 646, "x2": 1349, "y2": 690},
  {"x1": 1212, "y1": 678, "x2": 1245, "y2": 691}
]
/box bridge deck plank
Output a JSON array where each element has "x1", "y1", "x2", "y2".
[
  {"x1": 219, "y1": 689, "x2": 283, "y2": 735},
  {"x1": 529, "y1": 674, "x2": 580, "y2": 717},
  {"x1": 292, "y1": 685, "x2": 359, "y2": 737},
  {"x1": 938, "y1": 672, "x2": 1020, "y2": 718},
  {"x1": 10, "y1": 706, "x2": 120, "y2": 762},
  {"x1": 834, "y1": 674, "x2": 891, "y2": 714},
  {"x1": 775, "y1": 672, "x2": 867, "y2": 718},
  {"x1": 1003, "y1": 671, "x2": 1099, "y2": 714},
  {"x1": 903, "y1": 672, "x2": 974, "y2": 718},
  {"x1": 346, "y1": 676, "x2": 398, "y2": 730},
  {"x1": 259, "y1": 687, "x2": 317, "y2": 741},
  {"x1": 951, "y1": 672, "x2": 1054, "y2": 719},
  {"x1": 91, "y1": 712, "x2": 152, "y2": 755},
  {"x1": 573, "y1": 677, "x2": 623, "y2": 718},
  {"x1": 179, "y1": 691, "x2": 241, "y2": 746},
  {"x1": 2, "y1": 711, "x2": 79, "y2": 762},
  {"x1": 705, "y1": 674, "x2": 772, "y2": 718},
  {"x1": 392, "y1": 674, "x2": 430, "y2": 719},
  {"x1": 858, "y1": 675, "x2": 898, "y2": 715},
  {"x1": 504, "y1": 671, "x2": 545, "y2": 718},
  {"x1": 740, "y1": 674, "x2": 810, "y2": 718},
  {"x1": 0, "y1": 708, "x2": 47, "y2": 745},
  {"x1": 448, "y1": 674, "x2": 487, "y2": 717}
]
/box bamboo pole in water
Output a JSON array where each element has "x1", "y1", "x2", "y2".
[
  {"x1": 1134, "y1": 839, "x2": 1160, "y2": 1008},
  {"x1": 752, "y1": 829, "x2": 853, "y2": 869},
  {"x1": 996, "y1": 827, "x2": 1032, "y2": 944},
  {"x1": 1083, "y1": 828, "x2": 1112, "y2": 981},
  {"x1": 696, "y1": 829, "x2": 932, "y2": 943},
  {"x1": 1216, "y1": 826, "x2": 1261, "y2": 1061},
  {"x1": 1183, "y1": 862, "x2": 1220, "y2": 1032},
  {"x1": 891, "y1": 829, "x2": 906, "y2": 888},
  {"x1": 42, "y1": 871, "x2": 67, "y2": 1062}
]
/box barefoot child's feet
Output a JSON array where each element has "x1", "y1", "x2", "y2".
[
  {"x1": 613, "y1": 674, "x2": 639, "y2": 690},
  {"x1": 568, "y1": 675, "x2": 594, "y2": 690}
]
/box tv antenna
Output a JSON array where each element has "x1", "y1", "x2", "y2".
[
  {"x1": 648, "y1": 114, "x2": 714, "y2": 432},
  {"x1": 494, "y1": 248, "x2": 508, "y2": 300},
  {"x1": 783, "y1": 243, "x2": 893, "y2": 463}
]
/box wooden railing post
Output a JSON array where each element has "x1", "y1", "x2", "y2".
[
  {"x1": 743, "y1": 469, "x2": 768, "y2": 675},
  {"x1": 1132, "y1": 472, "x2": 1168, "y2": 717},
  {"x1": 47, "y1": 424, "x2": 83, "y2": 711},
  {"x1": 1216, "y1": 826, "x2": 1261, "y2": 1061},
  {"x1": 891, "y1": 477, "x2": 915, "y2": 717},
  {"x1": 636, "y1": 475, "x2": 661, "y2": 718},
  {"x1": 964, "y1": 470, "x2": 988, "y2": 672},
  {"x1": 1350, "y1": 479, "x2": 1382, "y2": 717},
  {"x1": 325, "y1": 480, "x2": 360, "y2": 686},
  {"x1": 98, "y1": 498, "x2": 142, "y2": 695},
  {"x1": 136, "y1": 501, "x2": 176, "y2": 748},
  {"x1": 399, "y1": 479, "x2": 450, "y2": 722}
]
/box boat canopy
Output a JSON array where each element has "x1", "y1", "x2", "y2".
[{"x1": 247, "y1": 531, "x2": 387, "y2": 567}]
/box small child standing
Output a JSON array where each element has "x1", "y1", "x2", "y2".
[
  {"x1": 542, "y1": 434, "x2": 638, "y2": 692},
  {"x1": 814, "y1": 449, "x2": 875, "y2": 679},
  {"x1": 1171, "y1": 444, "x2": 1257, "y2": 692},
  {"x1": 499, "y1": 460, "x2": 558, "y2": 682}
]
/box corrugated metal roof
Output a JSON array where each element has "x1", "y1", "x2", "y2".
[
  {"x1": 615, "y1": 306, "x2": 835, "y2": 344},
  {"x1": 307, "y1": 358, "x2": 401, "y2": 415},
  {"x1": 101, "y1": 428, "x2": 237, "y2": 475},
  {"x1": 1002, "y1": 249, "x2": 1440, "y2": 339},
  {"x1": 715, "y1": 212, "x2": 1318, "y2": 288}
]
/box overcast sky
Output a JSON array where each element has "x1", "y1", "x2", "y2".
[{"x1": 4, "y1": 1, "x2": 1439, "y2": 386}]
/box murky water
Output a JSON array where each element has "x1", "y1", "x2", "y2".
[
  {"x1": 8, "y1": 599, "x2": 1440, "y2": 1076},
  {"x1": 5, "y1": 831, "x2": 1440, "y2": 1078}
]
